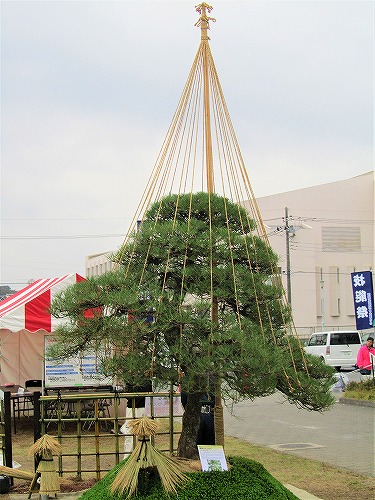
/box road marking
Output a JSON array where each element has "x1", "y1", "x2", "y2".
[
  {"x1": 272, "y1": 419, "x2": 319, "y2": 430},
  {"x1": 270, "y1": 443, "x2": 325, "y2": 451}
]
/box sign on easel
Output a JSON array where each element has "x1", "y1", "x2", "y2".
[{"x1": 197, "y1": 445, "x2": 228, "y2": 472}]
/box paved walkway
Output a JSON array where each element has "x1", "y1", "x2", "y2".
[
  {"x1": 5, "y1": 493, "x2": 86, "y2": 500},
  {"x1": 4, "y1": 485, "x2": 322, "y2": 500},
  {"x1": 3, "y1": 493, "x2": 85, "y2": 500}
]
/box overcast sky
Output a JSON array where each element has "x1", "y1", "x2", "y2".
[{"x1": 1, "y1": 0, "x2": 373, "y2": 289}]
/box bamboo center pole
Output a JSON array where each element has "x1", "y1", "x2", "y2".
[{"x1": 196, "y1": 3, "x2": 224, "y2": 447}]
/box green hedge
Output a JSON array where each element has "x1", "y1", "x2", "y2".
[{"x1": 78, "y1": 456, "x2": 298, "y2": 500}]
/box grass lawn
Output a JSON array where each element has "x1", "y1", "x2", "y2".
[
  {"x1": 343, "y1": 379, "x2": 375, "y2": 401},
  {"x1": 225, "y1": 436, "x2": 375, "y2": 500}
]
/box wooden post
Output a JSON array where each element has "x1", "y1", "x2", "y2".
[
  {"x1": 33, "y1": 392, "x2": 42, "y2": 472},
  {"x1": 3, "y1": 392, "x2": 13, "y2": 485}
]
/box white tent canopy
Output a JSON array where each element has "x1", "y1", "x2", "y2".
[{"x1": 0, "y1": 274, "x2": 84, "y2": 386}]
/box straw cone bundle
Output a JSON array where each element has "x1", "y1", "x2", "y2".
[
  {"x1": 111, "y1": 416, "x2": 187, "y2": 498},
  {"x1": 128, "y1": 416, "x2": 159, "y2": 437},
  {"x1": 29, "y1": 434, "x2": 62, "y2": 457},
  {"x1": 29, "y1": 434, "x2": 62, "y2": 497}
]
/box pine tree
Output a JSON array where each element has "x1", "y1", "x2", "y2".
[{"x1": 50, "y1": 192, "x2": 335, "y2": 458}]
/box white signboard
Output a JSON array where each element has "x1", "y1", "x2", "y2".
[
  {"x1": 197, "y1": 445, "x2": 228, "y2": 472},
  {"x1": 44, "y1": 337, "x2": 112, "y2": 388}
]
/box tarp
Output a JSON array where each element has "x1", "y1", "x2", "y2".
[
  {"x1": 0, "y1": 273, "x2": 84, "y2": 385},
  {"x1": 0, "y1": 273, "x2": 85, "y2": 332}
]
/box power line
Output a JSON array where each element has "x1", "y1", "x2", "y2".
[
  {"x1": 1, "y1": 217, "x2": 132, "y2": 221},
  {"x1": 0, "y1": 234, "x2": 124, "y2": 240},
  {"x1": 263, "y1": 215, "x2": 374, "y2": 224}
]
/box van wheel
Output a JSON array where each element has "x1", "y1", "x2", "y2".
[
  {"x1": 334, "y1": 366, "x2": 341, "y2": 372},
  {"x1": 320, "y1": 357, "x2": 325, "y2": 364}
]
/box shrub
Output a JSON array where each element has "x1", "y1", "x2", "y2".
[
  {"x1": 345, "y1": 379, "x2": 375, "y2": 401},
  {"x1": 78, "y1": 455, "x2": 298, "y2": 500}
]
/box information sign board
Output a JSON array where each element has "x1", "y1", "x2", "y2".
[
  {"x1": 44, "y1": 336, "x2": 112, "y2": 387},
  {"x1": 197, "y1": 445, "x2": 228, "y2": 472}
]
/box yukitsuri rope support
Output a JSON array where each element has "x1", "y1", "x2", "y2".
[{"x1": 107, "y1": 1, "x2": 315, "y2": 461}]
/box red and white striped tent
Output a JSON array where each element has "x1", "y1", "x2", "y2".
[{"x1": 0, "y1": 273, "x2": 85, "y2": 385}]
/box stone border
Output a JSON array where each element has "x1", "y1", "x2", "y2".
[{"x1": 339, "y1": 397, "x2": 375, "y2": 408}]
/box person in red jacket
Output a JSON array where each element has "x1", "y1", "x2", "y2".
[{"x1": 356, "y1": 336, "x2": 375, "y2": 375}]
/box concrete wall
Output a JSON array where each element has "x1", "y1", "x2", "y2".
[{"x1": 254, "y1": 171, "x2": 374, "y2": 336}]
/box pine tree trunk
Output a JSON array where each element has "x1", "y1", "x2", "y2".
[
  {"x1": 214, "y1": 377, "x2": 224, "y2": 446},
  {"x1": 177, "y1": 392, "x2": 202, "y2": 458}
]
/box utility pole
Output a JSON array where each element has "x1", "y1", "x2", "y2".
[
  {"x1": 285, "y1": 207, "x2": 292, "y2": 305},
  {"x1": 320, "y1": 276, "x2": 325, "y2": 331}
]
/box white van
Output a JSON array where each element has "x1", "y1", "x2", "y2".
[{"x1": 304, "y1": 330, "x2": 362, "y2": 370}]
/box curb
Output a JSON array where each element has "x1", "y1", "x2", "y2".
[
  {"x1": 285, "y1": 483, "x2": 323, "y2": 500},
  {"x1": 338, "y1": 397, "x2": 375, "y2": 408}
]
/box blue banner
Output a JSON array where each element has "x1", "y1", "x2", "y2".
[{"x1": 351, "y1": 271, "x2": 374, "y2": 330}]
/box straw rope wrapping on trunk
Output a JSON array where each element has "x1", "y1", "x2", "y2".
[
  {"x1": 111, "y1": 417, "x2": 188, "y2": 498},
  {"x1": 28, "y1": 434, "x2": 62, "y2": 497}
]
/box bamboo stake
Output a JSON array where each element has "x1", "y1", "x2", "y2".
[{"x1": 0, "y1": 465, "x2": 34, "y2": 480}]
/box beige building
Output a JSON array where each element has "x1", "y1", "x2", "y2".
[
  {"x1": 86, "y1": 171, "x2": 374, "y2": 338},
  {"x1": 253, "y1": 171, "x2": 374, "y2": 337},
  {"x1": 86, "y1": 252, "x2": 114, "y2": 277}
]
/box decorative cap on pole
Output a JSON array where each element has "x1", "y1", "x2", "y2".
[{"x1": 195, "y1": 3, "x2": 216, "y2": 40}]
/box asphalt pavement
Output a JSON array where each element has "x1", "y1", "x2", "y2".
[{"x1": 224, "y1": 371, "x2": 375, "y2": 477}]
